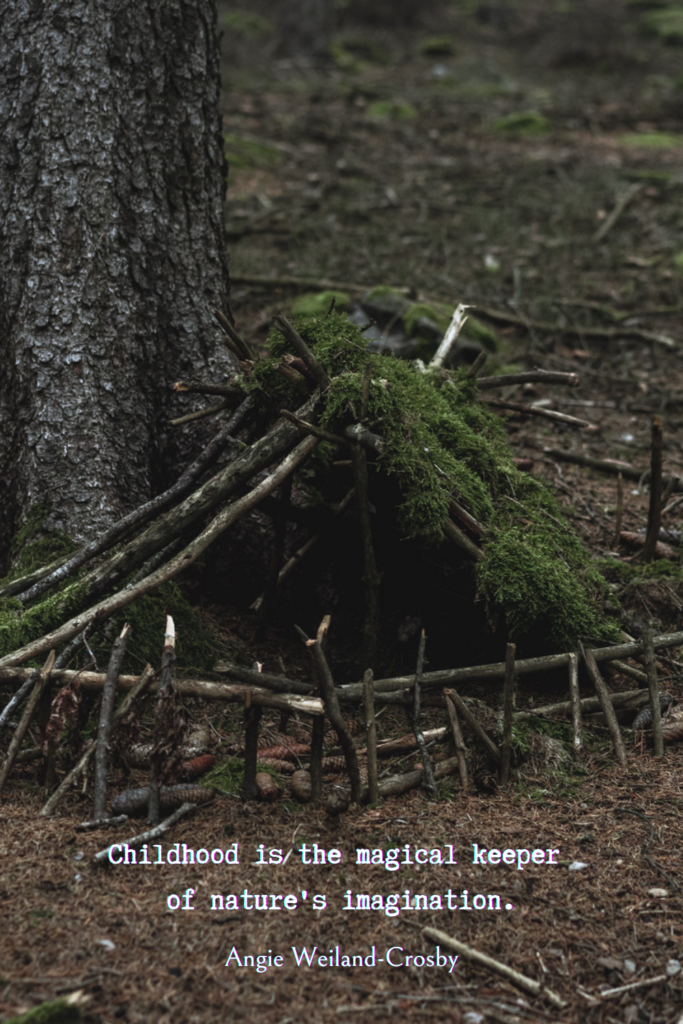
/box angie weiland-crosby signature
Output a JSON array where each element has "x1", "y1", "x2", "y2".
[{"x1": 223, "y1": 945, "x2": 460, "y2": 973}]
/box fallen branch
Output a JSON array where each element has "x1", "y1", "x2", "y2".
[
  {"x1": 483, "y1": 397, "x2": 595, "y2": 430},
  {"x1": 430, "y1": 303, "x2": 469, "y2": 369},
  {"x1": 93, "y1": 624, "x2": 132, "y2": 820},
  {"x1": 579, "y1": 641, "x2": 627, "y2": 766},
  {"x1": 148, "y1": 616, "x2": 178, "y2": 824},
  {"x1": 568, "y1": 652, "x2": 583, "y2": 764},
  {"x1": 93, "y1": 802, "x2": 197, "y2": 865},
  {"x1": 443, "y1": 688, "x2": 501, "y2": 764},
  {"x1": 593, "y1": 182, "x2": 643, "y2": 244},
  {"x1": 444, "y1": 693, "x2": 469, "y2": 790},
  {"x1": 410, "y1": 631, "x2": 437, "y2": 798},
  {"x1": 513, "y1": 687, "x2": 649, "y2": 722},
  {"x1": 544, "y1": 447, "x2": 683, "y2": 492},
  {"x1": 169, "y1": 399, "x2": 229, "y2": 426},
  {"x1": 39, "y1": 664, "x2": 155, "y2": 817},
  {"x1": 0, "y1": 651, "x2": 55, "y2": 797},
  {"x1": 422, "y1": 927, "x2": 567, "y2": 1010},
  {"x1": 477, "y1": 370, "x2": 580, "y2": 390},
  {"x1": 0, "y1": 433, "x2": 320, "y2": 671},
  {"x1": 297, "y1": 620, "x2": 362, "y2": 803}
]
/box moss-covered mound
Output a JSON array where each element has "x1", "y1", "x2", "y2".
[{"x1": 241, "y1": 312, "x2": 616, "y2": 648}]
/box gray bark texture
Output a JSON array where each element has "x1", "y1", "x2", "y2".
[{"x1": 0, "y1": 0, "x2": 235, "y2": 568}]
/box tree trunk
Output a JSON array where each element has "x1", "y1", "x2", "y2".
[{"x1": 0, "y1": 0, "x2": 234, "y2": 568}]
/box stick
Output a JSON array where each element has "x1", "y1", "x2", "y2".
[
  {"x1": 612, "y1": 472, "x2": 624, "y2": 549},
  {"x1": 544, "y1": 446, "x2": 683, "y2": 492},
  {"x1": 422, "y1": 927, "x2": 567, "y2": 1010},
  {"x1": 568, "y1": 652, "x2": 583, "y2": 764},
  {"x1": 471, "y1": 305, "x2": 676, "y2": 350},
  {"x1": 93, "y1": 624, "x2": 132, "y2": 820},
  {"x1": 211, "y1": 307, "x2": 256, "y2": 362},
  {"x1": 272, "y1": 312, "x2": 332, "y2": 390},
  {"x1": 449, "y1": 499, "x2": 486, "y2": 539},
  {"x1": 483, "y1": 397, "x2": 595, "y2": 429},
  {"x1": 478, "y1": 370, "x2": 580, "y2": 390},
  {"x1": 351, "y1": 441, "x2": 382, "y2": 671},
  {"x1": 77, "y1": 814, "x2": 130, "y2": 831},
  {"x1": 93, "y1": 802, "x2": 196, "y2": 865},
  {"x1": 363, "y1": 669, "x2": 380, "y2": 804},
  {"x1": 500, "y1": 643, "x2": 515, "y2": 785},
  {"x1": 39, "y1": 664, "x2": 155, "y2": 817},
  {"x1": 376, "y1": 756, "x2": 460, "y2": 799},
  {"x1": 242, "y1": 697, "x2": 262, "y2": 800},
  {"x1": 444, "y1": 692, "x2": 469, "y2": 789},
  {"x1": 442, "y1": 519, "x2": 483, "y2": 561},
  {"x1": 642, "y1": 629, "x2": 664, "y2": 756},
  {"x1": 336, "y1": 629, "x2": 683, "y2": 696},
  {"x1": 641, "y1": 416, "x2": 663, "y2": 562},
  {"x1": 0, "y1": 651, "x2": 55, "y2": 796},
  {"x1": 443, "y1": 688, "x2": 501, "y2": 764},
  {"x1": 430, "y1": 303, "x2": 469, "y2": 368},
  {"x1": 148, "y1": 617, "x2": 177, "y2": 824},
  {"x1": 411, "y1": 632, "x2": 437, "y2": 798},
  {"x1": 0, "y1": 666, "x2": 43, "y2": 732},
  {"x1": 173, "y1": 379, "x2": 243, "y2": 399},
  {"x1": 169, "y1": 399, "x2": 229, "y2": 426},
  {"x1": 250, "y1": 489, "x2": 355, "y2": 612},
  {"x1": 594, "y1": 182, "x2": 642, "y2": 243},
  {"x1": 296, "y1": 622, "x2": 362, "y2": 803},
  {"x1": 579, "y1": 642, "x2": 627, "y2": 766},
  {"x1": 0, "y1": 434, "x2": 320, "y2": 671},
  {"x1": 279, "y1": 410, "x2": 345, "y2": 446},
  {"x1": 309, "y1": 713, "x2": 325, "y2": 806}
]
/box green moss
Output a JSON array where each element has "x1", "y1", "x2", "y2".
[
  {"x1": 641, "y1": 7, "x2": 683, "y2": 42},
  {"x1": 3, "y1": 997, "x2": 82, "y2": 1024},
  {"x1": 291, "y1": 290, "x2": 352, "y2": 317},
  {"x1": 247, "y1": 312, "x2": 616, "y2": 648},
  {"x1": 223, "y1": 134, "x2": 284, "y2": 171},
  {"x1": 366, "y1": 100, "x2": 417, "y2": 121},
  {"x1": 418, "y1": 35, "x2": 456, "y2": 56},
  {"x1": 202, "y1": 758, "x2": 280, "y2": 795},
  {"x1": 222, "y1": 11, "x2": 274, "y2": 36},
  {"x1": 619, "y1": 131, "x2": 683, "y2": 148},
  {"x1": 674, "y1": 251, "x2": 683, "y2": 274},
  {"x1": 113, "y1": 581, "x2": 218, "y2": 671},
  {"x1": 403, "y1": 301, "x2": 450, "y2": 336},
  {"x1": 492, "y1": 111, "x2": 550, "y2": 137},
  {"x1": 2, "y1": 503, "x2": 77, "y2": 584},
  {"x1": 0, "y1": 581, "x2": 86, "y2": 660}
]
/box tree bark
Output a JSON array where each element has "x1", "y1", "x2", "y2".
[{"x1": 0, "y1": 0, "x2": 234, "y2": 567}]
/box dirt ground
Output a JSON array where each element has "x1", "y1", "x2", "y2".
[{"x1": 4, "y1": 2, "x2": 683, "y2": 1022}]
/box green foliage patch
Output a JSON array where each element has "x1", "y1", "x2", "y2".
[
  {"x1": 492, "y1": 111, "x2": 550, "y2": 137},
  {"x1": 241, "y1": 312, "x2": 616, "y2": 647}
]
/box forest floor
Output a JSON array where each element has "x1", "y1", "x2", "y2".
[{"x1": 3, "y1": 2, "x2": 683, "y2": 1023}]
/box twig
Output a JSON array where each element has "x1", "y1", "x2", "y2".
[
  {"x1": 296, "y1": 621, "x2": 362, "y2": 803},
  {"x1": 211, "y1": 307, "x2": 256, "y2": 362},
  {"x1": 443, "y1": 688, "x2": 501, "y2": 764},
  {"x1": 93, "y1": 623, "x2": 132, "y2": 819},
  {"x1": 0, "y1": 651, "x2": 56, "y2": 796},
  {"x1": 598, "y1": 974, "x2": 667, "y2": 999},
  {"x1": 430, "y1": 303, "x2": 469, "y2": 368},
  {"x1": 310, "y1": 713, "x2": 325, "y2": 806},
  {"x1": 442, "y1": 519, "x2": 484, "y2": 561},
  {"x1": 500, "y1": 643, "x2": 515, "y2": 785},
  {"x1": 643, "y1": 629, "x2": 664, "y2": 757},
  {"x1": 422, "y1": 928, "x2": 567, "y2": 1010},
  {"x1": 465, "y1": 351, "x2": 487, "y2": 378},
  {"x1": 242, "y1": 695, "x2": 262, "y2": 801},
  {"x1": 544, "y1": 446, "x2": 683, "y2": 492},
  {"x1": 593, "y1": 183, "x2": 643, "y2": 243},
  {"x1": 173, "y1": 379, "x2": 243, "y2": 399},
  {"x1": 15, "y1": 397, "x2": 253, "y2": 606},
  {"x1": 410, "y1": 632, "x2": 437, "y2": 798},
  {"x1": 641, "y1": 416, "x2": 663, "y2": 562},
  {"x1": 250, "y1": 489, "x2": 355, "y2": 612},
  {"x1": 40, "y1": 664, "x2": 155, "y2": 817},
  {"x1": 444, "y1": 692, "x2": 469, "y2": 789},
  {"x1": 568, "y1": 652, "x2": 583, "y2": 764},
  {"x1": 579, "y1": 641, "x2": 627, "y2": 766},
  {"x1": 77, "y1": 815, "x2": 129, "y2": 831},
  {"x1": 471, "y1": 304, "x2": 676, "y2": 350},
  {"x1": 170, "y1": 399, "x2": 229, "y2": 426},
  {"x1": 477, "y1": 370, "x2": 580, "y2": 390},
  {"x1": 148, "y1": 617, "x2": 177, "y2": 824},
  {"x1": 483, "y1": 397, "x2": 595, "y2": 429},
  {"x1": 280, "y1": 409, "x2": 345, "y2": 446},
  {"x1": 272, "y1": 312, "x2": 332, "y2": 390},
  {"x1": 351, "y1": 440, "x2": 381, "y2": 671},
  {"x1": 93, "y1": 802, "x2": 196, "y2": 865},
  {"x1": 337, "y1": 629, "x2": 683, "y2": 697},
  {"x1": 0, "y1": 434, "x2": 320, "y2": 671},
  {"x1": 363, "y1": 669, "x2": 380, "y2": 804},
  {"x1": 612, "y1": 472, "x2": 624, "y2": 549}
]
